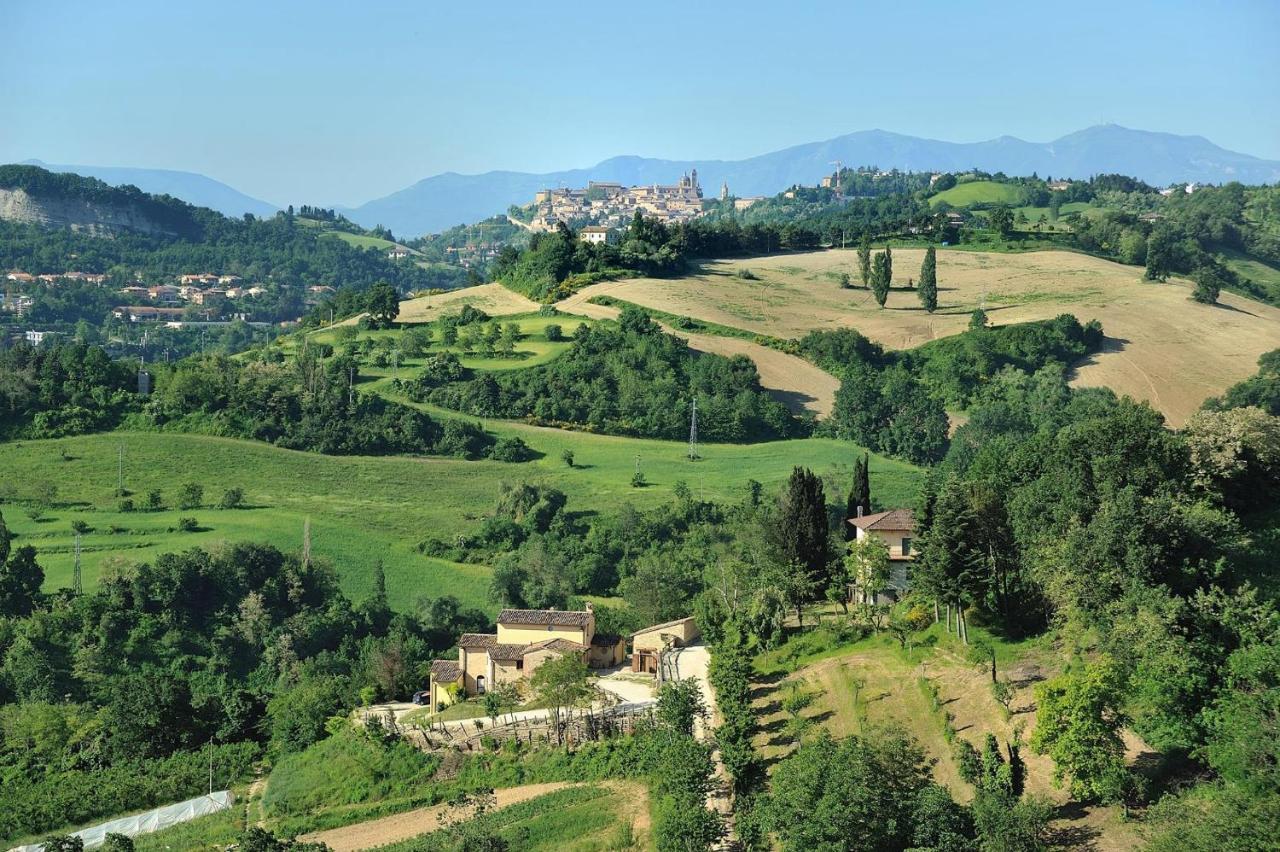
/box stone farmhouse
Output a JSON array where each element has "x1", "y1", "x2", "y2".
[{"x1": 429, "y1": 605, "x2": 624, "y2": 708}]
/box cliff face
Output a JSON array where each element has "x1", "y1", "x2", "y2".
[{"x1": 0, "y1": 187, "x2": 176, "y2": 236}]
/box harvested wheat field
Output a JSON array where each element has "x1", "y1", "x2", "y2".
[
  {"x1": 557, "y1": 285, "x2": 839, "y2": 417},
  {"x1": 352, "y1": 282, "x2": 540, "y2": 326},
  {"x1": 572, "y1": 249, "x2": 1280, "y2": 425}
]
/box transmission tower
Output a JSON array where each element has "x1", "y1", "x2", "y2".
[
  {"x1": 72, "y1": 532, "x2": 82, "y2": 595},
  {"x1": 687, "y1": 398, "x2": 700, "y2": 460},
  {"x1": 116, "y1": 444, "x2": 124, "y2": 496}
]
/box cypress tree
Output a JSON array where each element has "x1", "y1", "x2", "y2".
[
  {"x1": 884, "y1": 244, "x2": 893, "y2": 287},
  {"x1": 857, "y1": 234, "x2": 872, "y2": 288},
  {"x1": 845, "y1": 453, "x2": 872, "y2": 538},
  {"x1": 778, "y1": 467, "x2": 831, "y2": 596},
  {"x1": 871, "y1": 252, "x2": 890, "y2": 308},
  {"x1": 919, "y1": 246, "x2": 938, "y2": 313}
]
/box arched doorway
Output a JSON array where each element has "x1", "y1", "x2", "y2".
[{"x1": 475, "y1": 675, "x2": 487, "y2": 695}]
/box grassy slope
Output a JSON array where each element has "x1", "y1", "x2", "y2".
[
  {"x1": 1, "y1": 428, "x2": 921, "y2": 613},
  {"x1": 752, "y1": 616, "x2": 1143, "y2": 846},
  {"x1": 1219, "y1": 247, "x2": 1280, "y2": 304},
  {"x1": 929, "y1": 180, "x2": 1023, "y2": 208},
  {"x1": 321, "y1": 230, "x2": 398, "y2": 251},
  {"x1": 289, "y1": 313, "x2": 591, "y2": 373}
]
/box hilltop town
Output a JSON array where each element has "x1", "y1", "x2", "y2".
[{"x1": 523, "y1": 169, "x2": 715, "y2": 232}]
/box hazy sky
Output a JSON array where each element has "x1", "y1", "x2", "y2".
[{"x1": 3, "y1": 0, "x2": 1277, "y2": 206}]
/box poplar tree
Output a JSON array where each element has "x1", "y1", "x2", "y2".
[
  {"x1": 871, "y1": 252, "x2": 891, "y2": 308},
  {"x1": 857, "y1": 235, "x2": 872, "y2": 287},
  {"x1": 884, "y1": 244, "x2": 893, "y2": 286},
  {"x1": 919, "y1": 246, "x2": 939, "y2": 313}
]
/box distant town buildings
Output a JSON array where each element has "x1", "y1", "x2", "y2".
[
  {"x1": 578, "y1": 225, "x2": 614, "y2": 245},
  {"x1": 528, "y1": 171, "x2": 707, "y2": 231}
]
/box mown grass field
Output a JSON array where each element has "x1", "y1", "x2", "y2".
[
  {"x1": 570, "y1": 248, "x2": 1280, "y2": 425},
  {"x1": 0, "y1": 426, "x2": 922, "y2": 612},
  {"x1": 929, "y1": 180, "x2": 1023, "y2": 207},
  {"x1": 320, "y1": 230, "x2": 399, "y2": 251}
]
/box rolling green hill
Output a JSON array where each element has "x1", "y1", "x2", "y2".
[
  {"x1": 929, "y1": 179, "x2": 1023, "y2": 207},
  {"x1": 0, "y1": 426, "x2": 922, "y2": 613}
]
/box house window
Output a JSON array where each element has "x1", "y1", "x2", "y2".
[
  {"x1": 516, "y1": 660, "x2": 523, "y2": 671},
  {"x1": 901, "y1": 537, "x2": 912, "y2": 556}
]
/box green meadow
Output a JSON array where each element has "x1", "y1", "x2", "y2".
[
  {"x1": 285, "y1": 312, "x2": 594, "y2": 376},
  {"x1": 928, "y1": 180, "x2": 1022, "y2": 208},
  {"x1": 319, "y1": 230, "x2": 398, "y2": 251},
  {"x1": 1, "y1": 423, "x2": 922, "y2": 613}
]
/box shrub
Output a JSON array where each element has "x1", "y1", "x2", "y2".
[
  {"x1": 736, "y1": 268, "x2": 758, "y2": 280},
  {"x1": 177, "y1": 516, "x2": 199, "y2": 532},
  {"x1": 146, "y1": 489, "x2": 163, "y2": 510},
  {"x1": 631, "y1": 471, "x2": 647, "y2": 488},
  {"x1": 561, "y1": 449, "x2": 574, "y2": 468},
  {"x1": 117, "y1": 498, "x2": 134, "y2": 513},
  {"x1": 544, "y1": 323, "x2": 563, "y2": 342},
  {"x1": 177, "y1": 482, "x2": 203, "y2": 510},
  {"x1": 219, "y1": 488, "x2": 244, "y2": 509},
  {"x1": 489, "y1": 436, "x2": 534, "y2": 463}
]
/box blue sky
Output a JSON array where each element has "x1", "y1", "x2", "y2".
[{"x1": 2, "y1": 0, "x2": 1277, "y2": 206}]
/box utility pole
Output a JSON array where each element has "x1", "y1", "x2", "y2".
[
  {"x1": 72, "y1": 532, "x2": 82, "y2": 596},
  {"x1": 302, "y1": 518, "x2": 312, "y2": 571},
  {"x1": 117, "y1": 444, "x2": 124, "y2": 496},
  {"x1": 687, "y1": 397, "x2": 700, "y2": 460}
]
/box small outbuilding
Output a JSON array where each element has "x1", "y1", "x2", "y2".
[{"x1": 630, "y1": 616, "x2": 700, "y2": 674}]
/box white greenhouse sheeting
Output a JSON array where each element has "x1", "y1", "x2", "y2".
[{"x1": 10, "y1": 790, "x2": 234, "y2": 851}]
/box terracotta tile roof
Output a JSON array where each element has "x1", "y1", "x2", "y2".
[
  {"x1": 591, "y1": 633, "x2": 622, "y2": 647},
  {"x1": 458, "y1": 633, "x2": 498, "y2": 649},
  {"x1": 489, "y1": 643, "x2": 531, "y2": 662},
  {"x1": 430, "y1": 660, "x2": 460, "y2": 682},
  {"x1": 523, "y1": 638, "x2": 585, "y2": 655},
  {"x1": 629, "y1": 616, "x2": 697, "y2": 639},
  {"x1": 848, "y1": 508, "x2": 916, "y2": 532},
  {"x1": 497, "y1": 608, "x2": 592, "y2": 628}
]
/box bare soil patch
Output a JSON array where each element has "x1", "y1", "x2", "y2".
[
  {"x1": 574, "y1": 250, "x2": 1280, "y2": 426},
  {"x1": 298, "y1": 781, "x2": 570, "y2": 851}
]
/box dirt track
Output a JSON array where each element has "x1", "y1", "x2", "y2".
[
  {"x1": 297, "y1": 782, "x2": 570, "y2": 851},
  {"x1": 557, "y1": 283, "x2": 839, "y2": 418}
]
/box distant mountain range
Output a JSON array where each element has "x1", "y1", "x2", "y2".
[
  {"x1": 345, "y1": 125, "x2": 1280, "y2": 236},
  {"x1": 17, "y1": 125, "x2": 1280, "y2": 237},
  {"x1": 19, "y1": 159, "x2": 278, "y2": 219}
]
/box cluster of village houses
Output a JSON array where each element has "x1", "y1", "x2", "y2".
[
  {"x1": 427, "y1": 506, "x2": 917, "y2": 708},
  {"x1": 2, "y1": 268, "x2": 341, "y2": 331},
  {"x1": 526, "y1": 171, "x2": 716, "y2": 235}
]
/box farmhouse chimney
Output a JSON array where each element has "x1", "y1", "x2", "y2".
[{"x1": 856, "y1": 505, "x2": 864, "y2": 517}]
